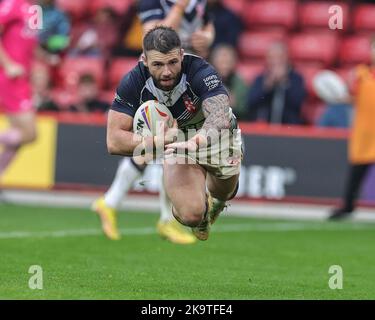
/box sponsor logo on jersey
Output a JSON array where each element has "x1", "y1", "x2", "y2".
[{"x1": 183, "y1": 94, "x2": 196, "y2": 113}]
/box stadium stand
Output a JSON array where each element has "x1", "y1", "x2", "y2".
[
  {"x1": 299, "y1": 1, "x2": 350, "y2": 31},
  {"x1": 39, "y1": 0, "x2": 375, "y2": 125},
  {"x1": 353, "y1": 4, "x2": 375, "y2": 32},
  {"x1": 243, "y1": 0, "x2": 298, "y2": 31},
  {"x1": 108, "y1": 57, "x2": 140, "y2": 89},
  {"x1": 59, "y1": 57, "x2": 105, "y2": 89}
]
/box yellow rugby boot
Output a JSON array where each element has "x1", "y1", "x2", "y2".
[
  {"x1": 157, "y1": 219, "x2": 197, "y2": 244},
  {"x1": 92, "y1": 197, "x2": 121, "y2": 240}
]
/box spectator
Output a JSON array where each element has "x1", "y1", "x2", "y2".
[
  {"x1": 69, "y1": 7, "x2": 119, "y2": 60},
  {"x1": 313, "y1": 70, "x2": 353, "y2": 128},
  {"x1": 113, "y1": 0, "x2": 143, "y2": 57},
  {"x1": 210, "y1": 44, "x2": 248, "y2": 120},
  {"x1": 246, "y1": 42, "x2": 306, "y2": 125},
  {"x1": 32, "y1": 62, "x2": 59, "y2": 112},
  {"x1": 329, "y1": 36, "x2": 375, "y2": 220},
  {"x1": 207, "y1": 0, "x2": 243, "y2": 48},
  {"x1": 38, "y1": 0, "x2": 70, "y2": 55},
  {"x1": 138, "y1": 0, "x2": 215, "y2": 58},
  {"x1": 69, "y1": 74, "x2": 110, "y2": 113}
]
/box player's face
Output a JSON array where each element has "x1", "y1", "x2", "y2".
[{"x1": 143, "y1": 48, "x2": 183, "y2": 91}]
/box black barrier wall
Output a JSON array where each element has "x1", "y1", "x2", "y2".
[{"x1": 55, "y1": 122, "x2": 351, "y2": 202}]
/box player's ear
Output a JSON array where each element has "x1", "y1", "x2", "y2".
[
  {"x1": 141, "y1": 53, "x2": 147, "y2": 67},
  {"x1": 180, "y1": 48, "x2": 184, "y2": 59}
]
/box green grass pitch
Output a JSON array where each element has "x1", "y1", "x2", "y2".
[{"x1": 1, "y1": 202, "x2": 375, "y2": 299}]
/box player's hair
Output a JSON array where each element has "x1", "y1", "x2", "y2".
[{"x1": 143, "y1": 26, "x2": 181, "y2": 54}]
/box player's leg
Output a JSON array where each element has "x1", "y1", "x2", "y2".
[
  {"x1": 206, "y1": 173, "x2": 239, "y2": 224},
  {"x1": 189, "y1": 172, "x2": 240, "y2": 241},
  {"x1": 329, "y1": 163, "x2": 371, "y2": 220},
  {"x1": 92, "y1": 157, "x2": 145, "y2": 240},
  {"x1": 157, "y1": 180, "x2": 197, "y2": 244},
  {"x1": 163, "y1": 162, "x2": 208, "y2": 228},
  {"x1": 0, "y1": 110, "x2": 36, "y2": 176}
]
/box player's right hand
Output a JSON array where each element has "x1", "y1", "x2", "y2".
[
  {"x1": 5, "y1": 62, "x2": 25, "y2": 79},
  {"x1": 154, "y1": 118, "x2": 179, "y2": 148}
]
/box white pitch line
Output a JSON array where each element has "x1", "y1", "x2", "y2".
[{"x1": 1, "y1": 223, "x2": 375, "y2": 240}]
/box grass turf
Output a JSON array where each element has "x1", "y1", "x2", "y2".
[{"x1": 1, "y1": 203, "x2": 375, "y2": 300}]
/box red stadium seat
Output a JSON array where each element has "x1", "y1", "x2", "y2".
[
  {"x1": 100, "y1": 90, "x2": 115, "y2": 104},
  {"x1": 238, "y1": 31, "x2": 286, "y2": 60},
  {"x1": 339, "y1": 35, "x2": 371, "y2": 65},
  {"x1": 90, "y1": 0, "x2": 133, "y2": 15},
  {"x1": 299, "y1": 1, "x2": 350, "y2": 31},
  {"x1": 109, "y1": 58, "x2": 139, "y2": 88},
  {"x1": 59, "y1": 57, "x2": 105, "y2": 89},
  {"x1": 56, "y1": 0, "x2": 90, "y2": 18},
  {"x1": 243, "y1": 0, "x2": 297, "y2": 30},
  {"x1": 236, "y1": 62, "x2": 264, "y2": 85},
  {"x1": 353, "y1": 5, "x2": 375, "y2": 32},
  {"x1": 289, "y1": 33, "x2": 339, "y2": 66}
]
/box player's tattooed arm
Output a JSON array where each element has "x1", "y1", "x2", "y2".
[
  {"x1": 165, "y1": 94, "x2": 232, "y2": 154},
  {"x1": 201, "y1": 94, "x2": 231, "y2": 132},
  {"x1": 197, "y1": 94, "x2": 231, "y2": 147}
]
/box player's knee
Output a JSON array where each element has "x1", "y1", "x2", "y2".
[{"x1": 176, "y1": 203, "x2": 206, "y2": 227}]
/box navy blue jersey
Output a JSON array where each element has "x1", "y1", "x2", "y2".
[
  {"x1": 111, "y1": 54, "x2": 229, "y2": 132},
  {"x1": 138, "y1": 0, "x2": 210, "y2": 52}
]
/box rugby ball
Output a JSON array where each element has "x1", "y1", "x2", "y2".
[
  {"x1": 312, "y1": 70, "x2": 349, "y2": 104},
  {"x1": 133, "y1": 100, "x2": 174, "y2": 136}
]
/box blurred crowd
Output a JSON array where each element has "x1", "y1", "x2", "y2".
[{"x1": 31, "y1": 0, "x2": 375, "y2": 128}]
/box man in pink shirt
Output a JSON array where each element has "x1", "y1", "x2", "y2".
[{"x1": 0, "y1": 0, "x2": 38, "y2": 177}]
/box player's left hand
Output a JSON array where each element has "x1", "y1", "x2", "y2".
[{"x1": 164, "y1": 139, "x2": 198, "y2": 155}]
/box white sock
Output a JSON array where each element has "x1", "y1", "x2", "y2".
[
  {"x1": 104, "y1": 158, "x2": 143, "y2": 209},
  {"x1": 159, "y1": 176, "x2": 174, "y2": 223}
]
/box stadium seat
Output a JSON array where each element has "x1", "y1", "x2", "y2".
[
  {"x1": 339, "y1": 35, "x2": 371, "y2": 65},
  {"x1": 56, "y1": 0, "x2": 90, "y2": 18},
  {"x1": 237, "y1": 31, "x2": 286, "y2": 60},
  {"x1": 236, "y1": 62, "x2": 264, "y2": 85},
  {"x1": 59, "y1": 57, "x2": 105, "y2": 89},
  {"x1": 90, "y1": 0, "x2": 133, "y2": 15},
  {"x1": 299, "y1": 1, "x2": 350, "y2": 31},
  {"x1": 100, "y1": 90, "x2": 115, "y2": 104},
  {"x1": 243, "y1": 0, "x2": 297, "y2": 30},
  {"x1": 289, "y1": 33, "x2": 339, "y2": 66},
  {"x1": 353, "y1": 4, "x2": 375, "y2": 32},
  {"x1": 109, "y1": 58, "x2": 139, "y2": 88}
]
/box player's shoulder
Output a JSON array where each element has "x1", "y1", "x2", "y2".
[{"x1": 183, "y1": 53, "x2": 212, "y2": 76}]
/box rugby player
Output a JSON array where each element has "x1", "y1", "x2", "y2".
[
  {"x1": 92, "y1": 0, "x2": 214, "y2": 243},
  {"x1": 105, "y1": 26, "x2": 241, "y2": 240},
  {"x1": 0, "y1": 0, "x2": 37, "y2": 178}
]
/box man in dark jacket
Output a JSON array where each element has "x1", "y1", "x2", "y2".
[{"x1": 246, "y1": 42, "x2": 306, "y2": 125}]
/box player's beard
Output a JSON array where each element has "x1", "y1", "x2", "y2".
[{"x1": 153, "y1": 75, "x2": 179, "y2": 91}]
